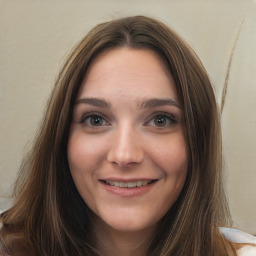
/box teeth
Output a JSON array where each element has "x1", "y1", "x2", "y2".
[
  {"x1": 108, "y1": 181, "x2": 115, "y2": 186},
  {"x1": 142, "y1": 180, "x2": 148, "y2": 186},
  {"x1": 136, "y1": 181, "x2": 142, "y2": 186},
  {"x1": 128, "y1": 181, "x2": 137, "y2": 188},
  {"x1": 105, "y1": 180, "x2": 154, "y2": 188},
  {"x1": 119, "y1": 182, "x2": 126, "y2": 188}
]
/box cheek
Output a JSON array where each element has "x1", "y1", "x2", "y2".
[
  {"x1": 151, "y1": 133, "x2": 188, "y2": 175},
  {"x1": 67, "y1": 131, "x2": 106, "y2": 172},
  {"x1": 67, "y1": 132, "x2": 107, "y2": 209},
  {"x1": 142, "y1": 134, "x2": 187, "y2": 221}
]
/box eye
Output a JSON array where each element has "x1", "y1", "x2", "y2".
[
  {"x1": 80, "y1": 114, "x2": 109, "y2": 127},
  {"x1": 147, "y1": 113, "x2": 176, "y2": 127}
]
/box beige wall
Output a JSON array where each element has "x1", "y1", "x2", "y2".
[{"x1": 1, "y1": 0, "x2": 255, "y2": 233}]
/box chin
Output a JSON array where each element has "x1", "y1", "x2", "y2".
[{"x1": 94, "y1": 207, "x2": 160, "y2": 233}]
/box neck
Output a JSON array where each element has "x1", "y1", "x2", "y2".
[{"x1": 93, "y1": 218, "x2": 155, "y2": 256}]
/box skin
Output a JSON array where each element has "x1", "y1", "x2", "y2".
[{"x1": 68, "y1": 48, "x2": 188, "y2": 256}]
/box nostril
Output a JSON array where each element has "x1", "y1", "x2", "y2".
[{"x1": 107, "y1": 149, "x2": 144, "y2": 167}]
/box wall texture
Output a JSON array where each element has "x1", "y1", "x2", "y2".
[{"x1": 0, "y1": 0, "x2": 255, "y2": 233}]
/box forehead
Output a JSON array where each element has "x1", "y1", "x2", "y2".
[{"x1": 77, "y1": 47, "x2": 179, "y2": 102}]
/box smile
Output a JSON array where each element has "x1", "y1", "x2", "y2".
[{"x1": 104, "y1": 180, "x2": 156, "y2": 188}]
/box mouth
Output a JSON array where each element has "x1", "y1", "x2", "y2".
[{"x1": 101, "y1": 180, "x2": 157, "y2": 188}]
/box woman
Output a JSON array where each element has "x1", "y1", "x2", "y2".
[{"x1": 0, "y1": 16, "x2": 255, "y2": 256}]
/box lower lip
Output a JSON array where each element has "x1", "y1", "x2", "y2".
[{"x1": 101, "y1": 181, "x2": 157, "y2": 197}]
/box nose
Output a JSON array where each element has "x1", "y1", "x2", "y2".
[{"x1": 107, "y1": 125, "x2": 144, "y2": 167}]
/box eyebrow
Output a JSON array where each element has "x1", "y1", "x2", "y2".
[
  {"x1": 139, "y1": 98, "x2": 181, "y2": 109},
  {"x1": 75, "y1": 98, "x2": 110, "y2": 108},
  {"x1": 75, "y1": 97, "x2": 181, "y2": 109}
]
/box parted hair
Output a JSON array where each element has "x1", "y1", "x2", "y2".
[{"x1": 0, "y1": 16, "x2": 236, "y2": 256}]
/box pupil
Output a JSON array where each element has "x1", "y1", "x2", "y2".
[
  {"x1": 91, "y1": 116, "x2": 102, "y2": 126},
  {"x1": 154, "y1": 116, "x2": 166, "y2": 126}
]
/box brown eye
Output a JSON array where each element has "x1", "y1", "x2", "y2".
[
  {"x1": 147, "y1": 113, "x2": 176, "y2": 128},
  {"x1": 154, "y1": 115, "x2": 167, "y2": 127},
  {"x1": 82, "y1": 115, "x2": 108, "y2": 126},
  {"x1": 89, "y1": 115, "x2": 105, "y2": 126}
]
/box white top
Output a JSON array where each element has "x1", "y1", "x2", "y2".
[
  {"x1": 0, "y1": 225, "x2": 255, "y2": 255},
  {"x1": 220, "y1": 227, "x2": 256, "y2": 256}
]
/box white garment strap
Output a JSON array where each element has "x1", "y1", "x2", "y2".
[{"x1": 219, "y1": 227, "x2": 256, "y2": 245}]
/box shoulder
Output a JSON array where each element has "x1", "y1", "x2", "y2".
[{"x1": 219, "y1": 227, "x2": 256, "y2": 256}]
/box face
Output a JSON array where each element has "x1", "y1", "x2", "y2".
[{"x1": 68, "y1": 48, "x2": 188, "y2": 234}]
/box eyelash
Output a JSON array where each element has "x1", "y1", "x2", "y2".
[{"x1": 78, "y1": 111, "x2": 177, "y2": 128}]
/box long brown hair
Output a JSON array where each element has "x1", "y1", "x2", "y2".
[{"x1": 0, "y1": 16, "x2": 236, "y2": 256}]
